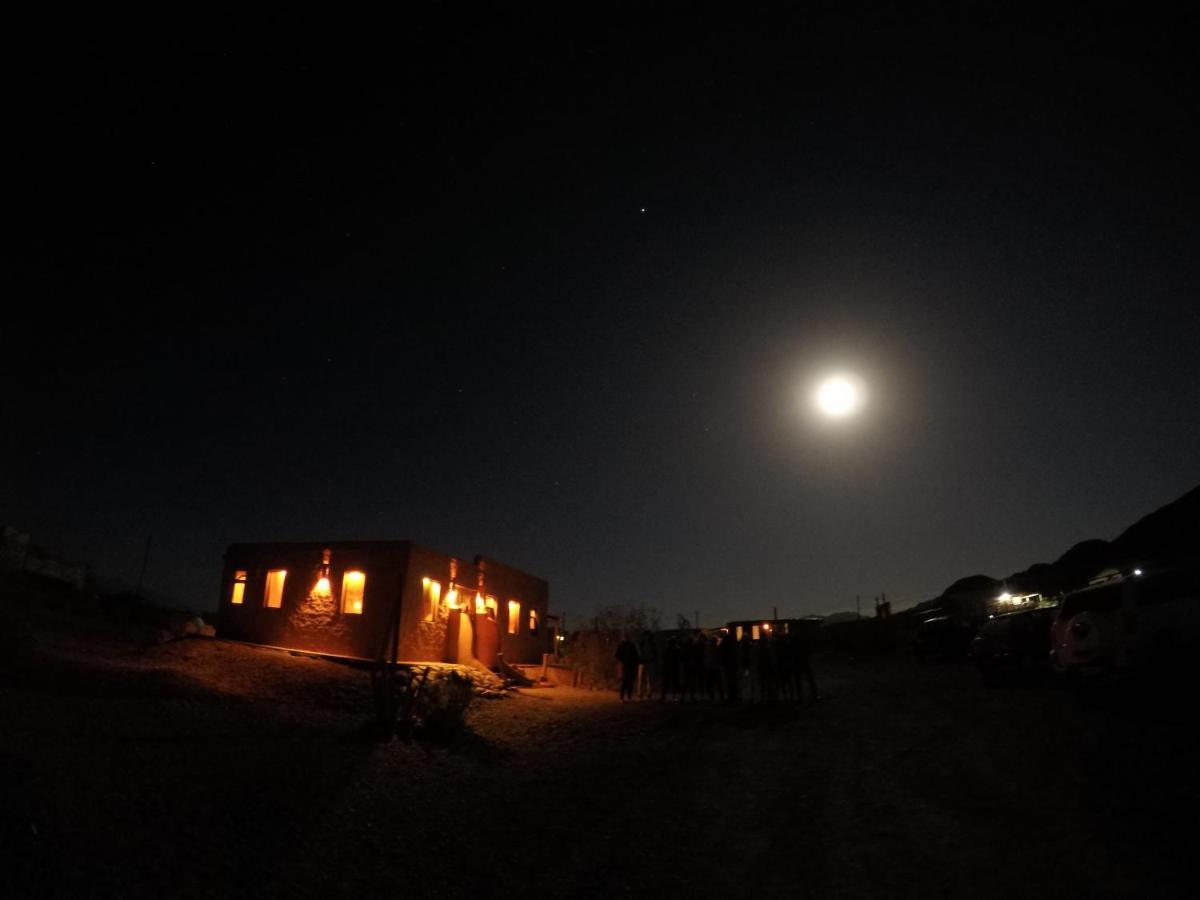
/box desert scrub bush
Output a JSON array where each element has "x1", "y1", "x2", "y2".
[
  {"x1": 564, "y1": 629, "x2": 620, "y2": 689},
  {"x1": 415, "y1": 669, "x2": 474, "y2": 741},
  {"x1": 563, "y1": 603, "x2": 662, "y2": 689}
]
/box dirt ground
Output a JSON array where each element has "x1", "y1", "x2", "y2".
[{"x1": 3, "y1": 608, "x2": 1199, "y2": 899}]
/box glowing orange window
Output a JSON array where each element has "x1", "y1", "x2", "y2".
[
  {"x1": 422, "y1": 578, "x2": 442, "y2": 621},
  {"x1": 528, "y1": 609, "x2": 539, "y2": 635},
  {"x1": 230, "y1": 570, "x2": 247, "y2": 605},
  {"x1": 341, "y1": 570, "x2": 366, "y2": 614},
  {"x1": 474, "y1": 593, "x2": 499, "y2": 618},
  {"x1": 507, "y1": 600, "x2": 521, "y2": 635},
  {"x1": 264, "y1": 570, "x2": 287, "y2": 608}
]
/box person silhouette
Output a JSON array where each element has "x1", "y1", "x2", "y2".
[
  {"x1": 720, "y1": 628, "x2": 740, "y2": 702},
  {"x1": 662, "y1": 636, "x2": 681, "y2": 701},
  {"x1": 615, "y1": 634, "x2": 640, "y2": 702},
  {"x1": 794, "y1": 630, "x2": 819, "y2": 702}
]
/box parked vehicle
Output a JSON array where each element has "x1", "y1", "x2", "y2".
[
  {"x1": 969, "y1": 605, "x2": 1056, "y2": 682},
  {"x1": 1051, "y1": 568, "x2": 1200, "y2": 677},
  {"x1": 914, "y1": 614, "x2": 974, "y2": 662}
]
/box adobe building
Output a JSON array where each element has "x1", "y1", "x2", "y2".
[
  {"x1": 217, "y1": 540, "x2": 550, "y2": 666},
  {"x1": 722, "y1": 618, "x2": 820, "y2": 642}
]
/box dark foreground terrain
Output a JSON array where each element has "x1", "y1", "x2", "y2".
[{"x1": 3, "y1": 607, "x2": 1199, "y2": 898}]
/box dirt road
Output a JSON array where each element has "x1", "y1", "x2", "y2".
[{"x1": 2, "y1": 620, "x2": 1198, "y2": 898}]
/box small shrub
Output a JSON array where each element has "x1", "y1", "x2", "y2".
[{"x1": 414, "y1": 669, "x2": 474, "y2": 741}]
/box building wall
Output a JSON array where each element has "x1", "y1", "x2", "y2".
[
  {"x1": 218, "y1": 541, "x2": 410, "y2": 660},
  {"x1": 398, "y1": 544, "x2": 456, "y2": 661},
  {"x1": 218, "y1": 540, "x2": 551, "y2": 665},
  {"x1": 479, "y1": 556, "x2": 551, "y2": 664},
  {"x1": 397, "y1": 546, "x2": 551, "y2": 664}
]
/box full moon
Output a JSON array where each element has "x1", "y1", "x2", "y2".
[{"x1": 815, "y1": 375, "x2": 863, "y2": 418}]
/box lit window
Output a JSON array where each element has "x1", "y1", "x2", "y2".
[
  {"x1": 736, "y1": 626, "x2": 744, "y2": 641},
  {"x1": 341, "y1": 570, "x2": 366, "y2": 614},
  {"x1": 474, "y1": 593, "x2": 499, "y2": 619},
  {"x1": 752, "y1": 624, "x2": 761, "y2": 640},
  {"x1": 230, "y1": 570, "x2": 246, "y2": 605},
  {"x1": 264, "y1": 570, "x2": 287, "y2": 608},
  {"x1": 421, "y1": 578, "x2": 441, "y2": 620},
  {"x1": 507, "y1": 600, "x2": 521, "y2": 634},
  {"x1": 446, "y1": 588, "x2": 460, "y2": 609},
  {"x1": 528, "y1": 609, "x2": 539, "y2": 635}
]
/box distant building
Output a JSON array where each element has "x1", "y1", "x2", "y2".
[
  {"x1": 1, "y1": 526, "x2": 88, "y2": 591},
  {"x1": 217, "y1": 541, "x2": 550, "y2": 666},
  {"x1": 722, "y1": 618, "x2": 820, "y2": 641}
]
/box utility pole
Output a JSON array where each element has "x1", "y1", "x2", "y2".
[{"x1": 856, "y1": 594, "x2": 861, "y2": 619}]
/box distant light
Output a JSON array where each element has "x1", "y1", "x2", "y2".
[
  {"x1": 998, "y1": 592, "x2": 1012, "y2": 603},
  {"x1": 1133, "y1": 568, "x2": 1143, "y2": 576},
  {"x1": 814, "y1": 375, "x2": 862, "y2": 418},
  {"x1": 639, "y1": 207, "x2": 646, "y2": 213}
]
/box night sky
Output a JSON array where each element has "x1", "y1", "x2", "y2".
[{"x1": 8, "y1": 7, "x2": 1200, "y2": 624}]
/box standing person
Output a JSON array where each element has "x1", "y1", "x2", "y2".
[
  {"x1": 678, "y1": 634, "x2": 693, "y2": 701},
  {"x1": 637, "y1": 631, "x2": 658, "y2": 700},
  {"x1": 661, "y1": 636, "x2": 681, "y2": 701},
  {"x1": 719, "y1": 628, "x2": 740, "y2": 702},
  {"x1": 615, "y1": 634, "x2": 640, "y2": 702},
  {"x1": 685, "y1": 634, "x2": 704, "y2": 701},
  {"x1": 778, "y1": 630, "x2": 797, "y2": 701},
  {"x1": 704, "y1": 633, "x2": 724, "y2": 701},
  {"x1": 795, "y1": 629, "x2": 820, "y2": 702},
  {"x1": 739, "y1": 627, "x2": 755, "y2": 702},
  {"x1": 759, "y1": 633, "x2": 778, "y2": 702}
]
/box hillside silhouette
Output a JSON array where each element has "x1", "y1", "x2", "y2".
[{"x1": 926, "y1": 483, "x2": 1200, "y2": 609}]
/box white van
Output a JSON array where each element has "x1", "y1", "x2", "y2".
[{"x1": 1050, "y1": 568, "x2": 1200, "y2": 676}]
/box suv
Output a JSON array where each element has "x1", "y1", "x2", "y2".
[
  {"x1": 970, "y1": 605, "x2": 1056, "y2": 682},
  {"x1": 914, "y1": 614, "x2": 974, "y2": 662},
  {"x1": 1051, "y1": 568, "x2": 1200, "y2": 677}
]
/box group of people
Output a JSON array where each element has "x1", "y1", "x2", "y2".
[{"x1": 614, "y1": 628, "x2": 819, "y2": 704}]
